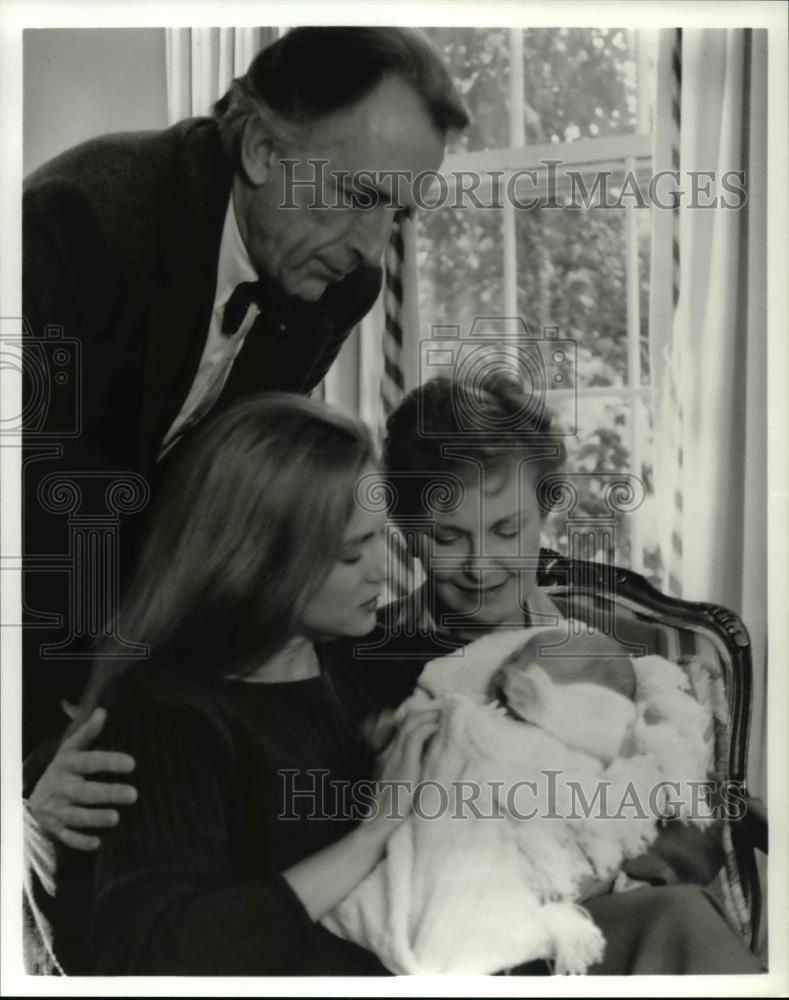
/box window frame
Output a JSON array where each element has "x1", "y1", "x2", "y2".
[{"x1": 417, "y1": 27, "x2": 657, "y2": 575}]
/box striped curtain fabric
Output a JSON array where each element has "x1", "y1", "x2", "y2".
[
  {"x1": 381, "y1": 216, "x2": 406, "y2": 422},
  {"x1": 380, "y1": 214, "x2": 420, "y2": 602},
  {"x1": 651, "y1": 28, "x2": 684, "y2": 598}
]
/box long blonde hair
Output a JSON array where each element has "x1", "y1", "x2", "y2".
[{"x1": 79, "y1": 393, "x2": 376, "y2": 717}]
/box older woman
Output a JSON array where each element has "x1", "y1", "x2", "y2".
[{"x1": 375, "y1": 373, "x2": 760, "y2": 975}]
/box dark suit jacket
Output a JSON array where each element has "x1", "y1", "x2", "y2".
[
  {"x1": 22, "y1": 116, "x2": 382, "y2": 477},
  {"x1": 21, "y1": 117, "x2": 382, "y2": 745}
]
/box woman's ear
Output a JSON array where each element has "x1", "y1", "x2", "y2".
[{"x1": 239, "y1": 118, "x2": 275, "y2": 186}]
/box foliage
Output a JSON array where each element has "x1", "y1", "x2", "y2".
[
  {"x1": 417, "y1": 28, "x2": 662, "y2": 586},
  {"x1": 429, "y1": 26, "x2": 640, "y2": 153}
]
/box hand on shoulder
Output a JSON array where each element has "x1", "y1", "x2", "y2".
[{"x1": 28, "y1": 706, "x2": 138, "y2": 852}]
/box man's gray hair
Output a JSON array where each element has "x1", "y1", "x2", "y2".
[{"x1": 214, "y1": 27, "x2": 470, "y2": 163}]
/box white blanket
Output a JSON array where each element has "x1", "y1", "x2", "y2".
[{"x1": 321, "y1": 625, "x2": 714, "y2": 975}]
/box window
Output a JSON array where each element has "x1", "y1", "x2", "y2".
[{"x1": 417, "y1": 27, "x2": 662, "y2": 586}]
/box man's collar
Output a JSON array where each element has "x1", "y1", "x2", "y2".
[{"x1": 215, "y1": 192, "x2": 259, "y2": 309}]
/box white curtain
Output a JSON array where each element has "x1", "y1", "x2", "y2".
[
  {"x1": 165, "y1": 27, "x2": 280, "y2": 124},
  {"x1": 651, "y1": 29, "x2": 767, "y2": 797}
]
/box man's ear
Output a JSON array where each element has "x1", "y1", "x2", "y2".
[{"x1": 239, "y1": 117, "x2": 275, "y2": 186}]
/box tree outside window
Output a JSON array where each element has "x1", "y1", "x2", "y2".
[{"x1": 417, "y1": 27, "x2": 663, "y2": 588}]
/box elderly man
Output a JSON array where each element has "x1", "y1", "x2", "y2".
[{"x1": 22, "y1": 26, "x2": 468, "y2": 748}]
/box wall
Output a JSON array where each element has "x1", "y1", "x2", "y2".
[{"x1": 23, "y1": 28, "x2": 168, "y2": 177}]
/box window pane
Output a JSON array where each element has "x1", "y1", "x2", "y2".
[
  {"x1": 423, "y1": 28, "x2": 511, "y2": 154},
  {"x1": 541, "y1": 393, "x2": 661, "y2": 585},
  {"x1": 515, "y1": 205, "x2": 630, "y2": 388},
  {"x1": 423, "y1": 28, "x2": 656, "y2": 151},
  {"x1": 417, "y1": 206, "x2": 505, "y2": 331},
  {"x1": 542, "y1": 395, "x2": 633, "y2": 566},
  {"x1": 413, "y1": 26, "x2": 661, "y2": 586},
  {"x1": 419, "y1": 199, "x2": 650, "y2": 390},
  {"x1": 519, "y1": 28, "x2": 643, "y2": 144}
]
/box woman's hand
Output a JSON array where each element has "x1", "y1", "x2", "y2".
[
  {"x1": 359, "y1": 707, "x2": 441, "y2": 847},
  {"x1": 28, "y1": 707, "x2": 138, "y2": 851},
  {"x1": 282, "y1": 707, "x2": 440, "y2": 922},
  {"x1": 358, "y1": 707, "x2": 399, "y2": 754}
]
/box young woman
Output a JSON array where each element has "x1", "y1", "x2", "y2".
[{"x1": 48, "y1": 393, "x2": 435, "y2": 975}]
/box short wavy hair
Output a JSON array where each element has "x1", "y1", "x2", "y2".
[
  {"x1": 214, "y1": 27, "x2": 470, "y2": 164},
  {"x1": 382, "y1": 374, "x2": 567, "y2": 521}
]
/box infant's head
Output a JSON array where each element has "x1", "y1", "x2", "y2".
[
  {"x1": 491, "y1": 630, "x2": 637, "y2": 763},
  {"x1": 492, "y1": 630, "x2": 635, "y2": 702}
]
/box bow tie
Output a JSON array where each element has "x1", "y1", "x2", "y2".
[
  {"x1": 221, "y1": 280, "x2": 264, "y2": 336},
  {"x1": 221, "y1": 267, "x2": 365, "y2": 337}
]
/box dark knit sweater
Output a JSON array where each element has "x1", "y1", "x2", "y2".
[{"x1": 52, "y1": 638, "x2": 422, "y2": 975}]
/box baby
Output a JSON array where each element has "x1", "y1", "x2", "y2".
[
  {"x1": 490, "y1": 629, "x2": 638, "y2": 766},
  {"x1": 360, "y1": 630, "x2": 639, "y2": 767},
  {"x1": 331, "y1": 626, "x2": 714, "y2": 975}
]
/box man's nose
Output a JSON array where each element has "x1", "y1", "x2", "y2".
[{"x1": 348, "y1": 205, "x2": 396, "y2": 268}]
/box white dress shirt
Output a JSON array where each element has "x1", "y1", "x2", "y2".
[{"x1": 158, "y1": 194, "x2": 261, "y2": 459}]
